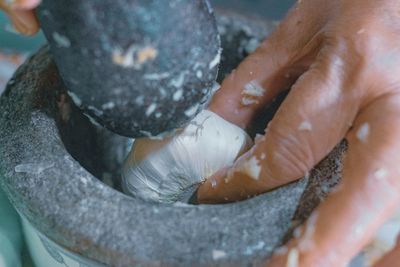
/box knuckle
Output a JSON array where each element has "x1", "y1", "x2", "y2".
[{"x1": 268, "y1": 127, "x2": 314, "y2": 180}]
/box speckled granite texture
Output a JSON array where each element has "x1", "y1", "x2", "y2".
[{"x1": 37, "y1": 0, "x2": 221, "y2": 138}]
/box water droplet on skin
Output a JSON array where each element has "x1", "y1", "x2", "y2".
[
  {"x1": 286, "y1": 248, "x2": 299, "y2": 267},
  {"x1": 298, "y1": 121, "x2": 312, "y2": 131},
  {"x1": 356, "y1": 122, "x2": 370, "y2": 143},
  {"x1": 210, "y1": 177, "x2": 217, "y2": 188},
  {"x1": 357, "y1": 28, "x2": 366, "y2": 34},
  {"x1": 374, "y1": 168, "x2": 387, "y2": 180}
]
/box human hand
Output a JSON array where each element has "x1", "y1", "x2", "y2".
[
  {"x1": 197, "y1": 0, "x2": 400, "y2": 266},
  {"x1": 0, "y1": 0, "x2": 40, "y2": 35}
]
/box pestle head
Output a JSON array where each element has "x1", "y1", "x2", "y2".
[{"x1": 37, "y1": 0, "x2": 220, "y2": 137}]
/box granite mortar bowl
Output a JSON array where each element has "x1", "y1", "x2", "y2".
[{"x1": 0, "y1": 11, "x2": 345, "y2": 267}]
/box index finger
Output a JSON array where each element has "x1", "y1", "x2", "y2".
[{"x1": 208, "y1": 1, "x2": 324, "y2": 129}]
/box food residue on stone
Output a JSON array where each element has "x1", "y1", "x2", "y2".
[
  {"x1": 145, "y1": 103, "x2": 157, "y2": 117},
  {"x1": 52, "y1": 32, "x2": 71, "y2": 48},
  {"x1": 112, "y1": 44, "x2": 158, "y2": 69},
  {"x1": 15, "y1": 162, "x2": 55, "y2": 175}
]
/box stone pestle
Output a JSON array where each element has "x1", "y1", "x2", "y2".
[{"x1": 37, "y1": 0, "x2": 221, "y2": 137}]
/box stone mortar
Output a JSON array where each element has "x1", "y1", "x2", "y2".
[{"x1": 0, "y1": 11, "x2": 344, "y2": 267}]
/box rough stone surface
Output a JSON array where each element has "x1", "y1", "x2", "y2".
[
  {"x1": 215, "y1": 11, "x2": 287, "y2": 138},
  {"x1": 215, "y1": 11, "x2": 277, "y2": 82},
  {"x1": 0, "y1": 49, "x2": 306, "y2": 265},
  {"x1": 0, "y1": 11, "x2": 346, "y2": 267},
  {"x1": 37, "y1": 0, "x2": 220, "y2": 137}
]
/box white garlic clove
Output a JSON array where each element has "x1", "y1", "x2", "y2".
[{"x1": 122, "y1": 110, "x2": 253, "y2": 203}]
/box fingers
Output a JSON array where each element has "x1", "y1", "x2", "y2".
[
  {"x1": 6, "y1": 9, "x2": 39, "y2": 35},
  {"x1": 208, "y1": 1, "x2": 325, "y2": 129},
  {"x1": 0, "y1": 0, "x2": 40, "y2": 35},
  {"x1": 266, "y1": 93, "x2": 400, "y2": 266},
  {"x1": 198, "y1": 47, "x2": 359, "y2": 203}
]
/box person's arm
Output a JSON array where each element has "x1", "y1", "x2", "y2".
[
  {"x1": 198, "y1": 0, "x2": 400, "y2": 266},
  {"x1": 0, "y1": 0, "x2": 40, "y2": 35}
]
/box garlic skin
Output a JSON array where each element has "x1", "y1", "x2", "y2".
[{"x1": 122, "y1": 110, "x2": 252, "y2": 203}]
